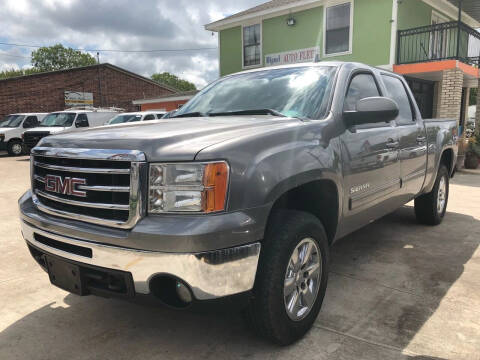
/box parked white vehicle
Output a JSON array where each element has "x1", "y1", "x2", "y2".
[
  {"x1": 0, "y1": 113, "x2": 48, "y2": 156},
  {"x1": 105, "y1": 111, "x2": 166, "y2": 125},
  {"x1": 23, "y1": 108, "x2": 121, "y2": 150}
]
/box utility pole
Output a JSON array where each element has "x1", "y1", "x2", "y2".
[{"x1": 97, "y1": 52, "x2": 100, "y2": 64}]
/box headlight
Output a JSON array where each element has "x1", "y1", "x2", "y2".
[{"x1": 148, "y1": 161, "x2": 229, "y2": 213}]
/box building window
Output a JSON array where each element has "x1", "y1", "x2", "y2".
[
  {"x1": 243, "y1": 24, "x2": 261, "y2": 67},
  {"x1": 325, "y1": 2, "x2": 352, "y2": 56}
]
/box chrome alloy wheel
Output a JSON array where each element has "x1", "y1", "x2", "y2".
[
  {"x1": 11, "y1": 143, "x2": 23, "y2": 155},
  {"x1": 284, "y1": 238, "x2": 322, "y2": 321},
  {"x1": 437, "y1": 176, "x2": 447, "y2": 214}
]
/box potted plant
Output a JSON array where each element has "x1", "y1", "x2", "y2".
[{"x1": 465, "y1": 134, "x2": 480, "y2": 169}]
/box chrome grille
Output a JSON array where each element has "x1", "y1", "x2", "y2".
[
  {"x1": 24, "y1": 131, "x2": 51, "y2": 149},
  {"x1": 31, "y1": 147, "x2": 147, "y2": 229}
]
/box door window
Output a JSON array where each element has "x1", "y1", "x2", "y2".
[
  {"x1": 344, "y1": 73, "x2": 380, "y2": 111},
  {"x1": 381, "y1": 75, "x2": 414, "y2": 125},
  {"x1": 75, "y1": 113, "x2": 89, "y2": 127},
  {"x1": 23, "y1": 116, "x2": 38, "y2": 128},
  {"x1": 143, "y1": 114, "x2": 155, "y2": 120}
]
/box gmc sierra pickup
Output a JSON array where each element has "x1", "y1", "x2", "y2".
[{"x1": 19, "y1": 62, "x2": 457, "y2": 345}]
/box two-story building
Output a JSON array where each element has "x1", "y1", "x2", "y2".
[{"x1": 206, "y1": 0, "x2": 480, "y2": 159}]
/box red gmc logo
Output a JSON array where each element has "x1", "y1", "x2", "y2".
[{"x1": 44, "y1": 175, "x2": 87, "y2": 198}]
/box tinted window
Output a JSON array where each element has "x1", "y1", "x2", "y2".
[
  {"x1": 143, "y1": 114, "x2": 155, "y2": 120},
  {"x1": 23, "y1": 116, "x2": 38, "y2": 128},
  {"x1": 382, "y1": 75, "x2": 414, "y2": 125},
  {"x1": 344, "y1": 73, "x2": 380, "y2": 111}
]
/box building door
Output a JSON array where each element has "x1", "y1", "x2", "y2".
[{"x1": 406, "y1": 77, "x2": 434, "y2": 119}]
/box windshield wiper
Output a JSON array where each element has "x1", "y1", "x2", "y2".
[
  {"x1": 209, "y1": 109, "x2": 286, "y2": 117},
  {"x1": 172, "y1": 112, "x2": 208, "y2": 118}
]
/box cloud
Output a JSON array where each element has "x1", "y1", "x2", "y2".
[{"x1": 0, "y1": 0, "x2": 264, "y2": 88}]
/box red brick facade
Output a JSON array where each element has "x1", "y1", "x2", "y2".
[
  {"x1": 0, "y1": 64, "x2": 175, "y2": 118},
  {"x1": 140, "y1": 99, "x2": 190, "y2": 112}
]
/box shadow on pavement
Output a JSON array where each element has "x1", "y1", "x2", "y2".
[{"x1": 1, "y1": 206, "x2": 478, "y2": 359}]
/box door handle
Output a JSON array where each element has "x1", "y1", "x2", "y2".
[
  {"x1": 416, "y1": 136, "x2": 426, "y2": 144},
  {"x1": 386, "y1": 139, "x2": 399, "y2": 149}
]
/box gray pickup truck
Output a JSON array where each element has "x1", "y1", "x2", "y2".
[{"x1": 19, "y1": 62, "x2": 457, "y2": 345}]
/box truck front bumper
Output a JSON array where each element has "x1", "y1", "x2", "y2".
[{"x1": 19, "y1": 192, "x2": 262, "y2": 301}]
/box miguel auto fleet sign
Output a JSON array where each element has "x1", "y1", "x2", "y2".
[{"x1": 265, "y1": 47, "x2": 320, "y2": 67}]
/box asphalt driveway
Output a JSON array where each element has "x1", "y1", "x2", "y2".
[{"x1": 1, "y1": 152, "x2": 479, "y2": 360}]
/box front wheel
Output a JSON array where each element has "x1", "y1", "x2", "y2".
[
  {"x1": 7, "y1": 140, "x2": 24, "y2": 156},
  {"x1": 414, "y1": 165, "x2": 449, "y2": 225},
  {"x1": 245, "y1": 210, "x2": 329, "y2": 345}
]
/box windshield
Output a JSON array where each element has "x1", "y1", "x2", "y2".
[
  {"x1": 108, "y1": 114, "x2": 142, "y2": 124},
  {"x1": 1, "y1": 115, "x2": 25, "y2": 128},
  {"x1": 175, "y1": 66, "x2": 337, "y2": 120},
  {"x1": 40, "y1": 113, "x2": 76, "y2": 127}
]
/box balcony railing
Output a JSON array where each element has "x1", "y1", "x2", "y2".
[{"x1": 397, "y1": 21, "x2": 480, "y2": 66}]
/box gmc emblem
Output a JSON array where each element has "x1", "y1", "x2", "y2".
[{"x1": 44, "y1": 175, "x2": 87, "y2": 198}]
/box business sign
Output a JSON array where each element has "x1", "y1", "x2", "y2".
[
  {"x1": 265, "y1": 47, "x2": 320, "y2": 67},
  {"x1": 64, "y1": 91, "x2": 94, "y2": 107}
]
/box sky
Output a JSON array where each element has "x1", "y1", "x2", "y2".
[{"x1": 0, "y1": 0, "x2": 265, "y2": 88}]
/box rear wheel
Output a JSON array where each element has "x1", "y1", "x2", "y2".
[
  {"x1": 245, "y1": 210, "x2": 329, "y2": 345},
  {"x1": 414, "y1": 165, "x2": 449, "y2": 225},
  {"x1": 7, "y1": 140, "x2": 24, "y2": 156}
]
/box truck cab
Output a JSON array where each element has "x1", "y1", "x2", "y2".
[{"x1": 0, "y1": 113, "x2": 47, "y2": 156}]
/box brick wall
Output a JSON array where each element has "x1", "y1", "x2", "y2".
[
  {"x1": 0, "y1": 64, "x2": 174, "y2": 118},
  {"x1": 141, "y1": 99, "x2": 190, "y2": 112},
  {"x1": 435, "y1": 68, "x2": 464, "y2": 121}
]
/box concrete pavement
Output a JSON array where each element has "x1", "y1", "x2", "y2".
[{"x1": 1, "y1": 152, "x2": 479, "y2": 359}]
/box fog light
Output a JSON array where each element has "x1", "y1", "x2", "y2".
[{"x1": 176, "y1": 281, "x2": 192, "y2": 303}]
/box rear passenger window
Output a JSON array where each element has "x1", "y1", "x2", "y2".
[
  {"x1": 344, "y1": 73, "x2": 380, "y2": 111},
  {"x1": 382, "y1": 75, "x2": 414, "y2": 125},
  {"x1": 143, "y1": 115, "x2": 155, "y2": 120}
]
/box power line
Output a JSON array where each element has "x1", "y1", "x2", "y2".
[{"x1": 0, "y1": 41, "x2": 217, "y2": 53}]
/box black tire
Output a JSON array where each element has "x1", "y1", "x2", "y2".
[
  {"x1": 414, "y1": 165, "x2": 449, "y2": 225},
  {"x1": 6, "y1": 140, "x2": 24, "y2": 156},
  {"x1": 244, "y1": 210, "x2": 329, "y2": 345}
]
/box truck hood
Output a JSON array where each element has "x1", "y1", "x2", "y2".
[
  {"x1": 38, "y1": 117, "x2": 302, "y2": 161},
  {"x1": 25, "y1": 126, "x2": 68, "y2": 134}
]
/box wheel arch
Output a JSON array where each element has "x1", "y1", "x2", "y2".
[{"x1": 265, "y1": 176, "x2": 340, "y2": 245}]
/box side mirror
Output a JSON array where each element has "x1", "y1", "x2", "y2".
[
  {"x1": 343, "y1": 97, "x2": 399, "y2": 127},
  {"x1": 75, "y1": 117, "x2": 89, "y2": 128}
]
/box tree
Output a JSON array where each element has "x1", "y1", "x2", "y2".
[
  {"x1": 31, "y1": 44, "x2": 97, "y2": 72},
  {"x1": 151, "y1": 72, "x2": 196, "y2": 92},
  {"x1": 0, "y1": 68, "x2": 40, "y2": 80}
]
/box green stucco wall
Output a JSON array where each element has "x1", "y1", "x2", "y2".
[
  {"x1": 218, "y1": 0, "x2": 393, "y2": 76},
  {"x1": 262, "y1": 7, "x2": 323, "y2": 58},
  {"x1": 219, "y1": 26, "x2": 242, "y2": 76},
  {"x1": 397, "y1": 0, "x2": 453, "y2": 30}
]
